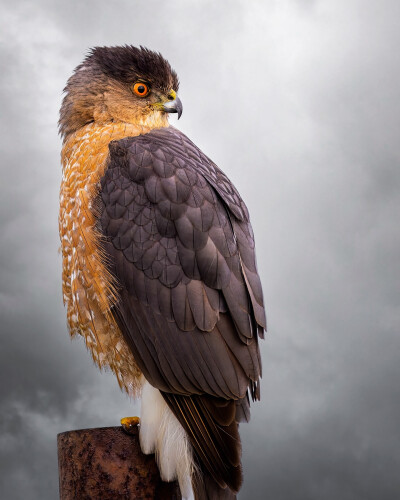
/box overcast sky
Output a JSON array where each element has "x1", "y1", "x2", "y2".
[{"x1": 1, "y1": 1, "x2": 399, "y2": 499}]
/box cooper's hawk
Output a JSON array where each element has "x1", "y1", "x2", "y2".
[{"x1": 59, "y1": 46, "x2": 266, "y2": 500}]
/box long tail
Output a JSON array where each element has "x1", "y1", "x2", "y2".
[
  {"x1": 161, "y1": 392, "x2": 242, "y2": 500},
  {"x1": 192, "y1": 465, "x2": 237, "y2": 500}
]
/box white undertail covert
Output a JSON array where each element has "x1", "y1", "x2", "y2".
[{"x1": 140, "y1": 380, "x2": 195, "y2": 500}]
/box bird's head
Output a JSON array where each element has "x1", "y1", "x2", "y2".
[{"x1": 59, "y1": 45, "x2": 181, "y2": 141}]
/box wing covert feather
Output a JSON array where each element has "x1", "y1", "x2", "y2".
[
  {"x1": 100, "y1": 127, "x2": 265, "y2": 399},
  {"x1": 100, "y1": 126, "x2": 266, "y2": 494}
]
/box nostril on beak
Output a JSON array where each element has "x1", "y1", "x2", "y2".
[{"x1": 168, "y1": 94, "x2": 174, "y2": 101}]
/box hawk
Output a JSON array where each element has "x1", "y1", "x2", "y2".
[{"x1": 59, "y1": 46, "x2": 266, "y2": 500}]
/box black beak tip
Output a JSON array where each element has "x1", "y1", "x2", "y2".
[
  {"x1": 163, "y1": 97, "x2": 183, "y2": 119},
  {"x1": 174, "y1": 97, "x2": 183, "y2": 120}
]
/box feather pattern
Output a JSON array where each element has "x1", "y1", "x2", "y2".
[
  {"x1": 99, "y1": 126, "x2": 266, "y2": 497},
  {"x1": 58, "y1": 121, "x2": 160, "y2": 396}
]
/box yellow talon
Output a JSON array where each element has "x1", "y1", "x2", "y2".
[{"x1": 121, "y1": 416, "x2": 140, "y2": 434}]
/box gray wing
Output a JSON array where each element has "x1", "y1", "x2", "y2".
[
  {"x1": 99, "y1": 126, "x2": 265, "y2": 399},
  {"x1": 99, "y1": 126, "x2": 266, "y2": 492}
]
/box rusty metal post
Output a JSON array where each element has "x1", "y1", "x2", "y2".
[{"x1": 57, "y1": 426, "x2": 182, "y2": 500}]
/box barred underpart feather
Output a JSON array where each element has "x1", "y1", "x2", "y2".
[{"x1": 59, "y1": 121, "x2": 165, "y2": 395}]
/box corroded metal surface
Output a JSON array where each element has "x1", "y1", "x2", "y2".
[{"x1": 57, "y1": 426, "x2": 181, "y2": 500}]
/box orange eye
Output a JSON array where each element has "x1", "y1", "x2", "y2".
[{"x1": 133, "y1": 82, "x2": 149, "y2": 97}]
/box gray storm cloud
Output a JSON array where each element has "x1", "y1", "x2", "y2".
[{"x1": 0, "y1": 1, "x2": 399, "y2": 499}]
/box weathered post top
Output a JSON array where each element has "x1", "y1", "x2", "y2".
[{"x1": 57, "y1": 426, "x2": 182, "y2": 500}]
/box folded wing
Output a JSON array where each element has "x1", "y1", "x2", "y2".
[{"x1": 99, "y1": 126, "x2": 266, "y2": 493}]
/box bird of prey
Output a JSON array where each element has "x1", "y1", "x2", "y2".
[{"x1": 59, "y1": 46, "x2": 266, "y2": 500}]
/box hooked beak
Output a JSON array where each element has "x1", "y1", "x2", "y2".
[{"x1": 162, "y1": 96, "x2": 183, "y2": 119}]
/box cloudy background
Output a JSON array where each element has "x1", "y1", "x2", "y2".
[{"x1": 1, "y1": 1, "x2": 399, "y2": 498}]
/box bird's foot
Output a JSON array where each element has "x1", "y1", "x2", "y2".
[{"x1": 121, "y1": 416, "x2": 140, "y2": 434}]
